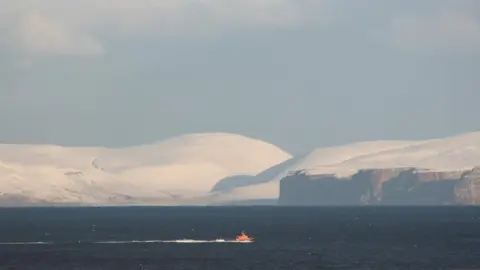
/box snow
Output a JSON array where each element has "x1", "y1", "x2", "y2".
[
  {"x1": 209, "y1": 140, "x2": 417, "y2": 193},
  {"x1": 333, "y1": 132, "x2": 480, "y2": 172},
  {"x1": 216, "y1": 131, "x2": 480, "y2": 202},
  {"x1": 0, "y1": 132, "x2": 291, "y2": 205},
  {"x1": 269, "y1": 140, "x2": 418, "y2": 181},
  {"x1": 2, "y1": 131, "x2": 480, "y2": 205}
]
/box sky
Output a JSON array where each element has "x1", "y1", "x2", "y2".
[{"x1": 0, "y1": 0, "x2": 479, "y2": 154}]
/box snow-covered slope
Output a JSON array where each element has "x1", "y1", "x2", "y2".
[
  {"x1": 267, "y1": 140, "x2": 419, "y2": 180},
  {"x1": 215, "y1": 131, "x2": 480, "y2": 203},
  {"x1": 0, "y1": 132, "x2": 291, "y2": 205},
  {"x1": 3, "y1": 131, "x2": 480, "y2": 206},
  {"x1": 210, "y1": 140, "x2": 415, "y2": 192},
  {"x1": 334, "y1": 132, "x2": 480, "y2": 173}
]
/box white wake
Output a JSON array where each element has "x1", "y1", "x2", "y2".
[
  {"x1": 0, "y1": 239, "x2": 253, "y2": 245},
  {"x1": 95, "y1": 239, "x2": 252, "y2": 244},
  {"x1": 0, "y1": 241, "x2": 53, "y2": 245}
]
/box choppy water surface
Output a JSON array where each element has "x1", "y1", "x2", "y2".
[{"x1": 0, "y1": 206, "x2": 479, "y2": 269}]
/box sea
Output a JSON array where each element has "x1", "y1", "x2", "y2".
[{"x1": 0, "y1": 206, "x2": 479, "y2": 270}]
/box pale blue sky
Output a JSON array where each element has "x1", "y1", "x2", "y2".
[{"x1": 0, "y1": 0, "x2": 479, "y2": 154}]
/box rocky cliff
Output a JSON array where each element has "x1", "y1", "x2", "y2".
[{"x1": 278, "y1": 167, "x2": 480, "y2": 205}]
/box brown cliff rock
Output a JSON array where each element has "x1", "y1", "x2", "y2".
[
  {"x1": 454, "y1": 167, "x2": 480, "y2": 204},
  {"x1": 351, "y1": 168, "x2": 410, "y2": 204},
  {"x1": 278, "y1": 167, "x2": 479, "y2": 205}
]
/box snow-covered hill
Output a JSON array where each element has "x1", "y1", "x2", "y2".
[
  {"x1": 2, "y1": 131, "x2": 480, "y2": 206},
  {"x1": 212, "y1": 131, "x2": 480, "y2": 203},
  {"x1": 0, "y1": 132, "x2": 291, "y2": 205}
]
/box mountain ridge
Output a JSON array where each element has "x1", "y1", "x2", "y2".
[
  {"x1": 209, "y1": 131, "x2": 480, "y2": 203},
  {"x1": 0, "y1": 132, "x2": 291, "y2": 205},
  {"x1": 1, "y1": 131, "x2": 480, "y2": 206}
]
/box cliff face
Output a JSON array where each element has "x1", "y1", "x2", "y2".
[
  {"x1": 454, "y1": 167, "x2": 480, "y2": 204},
  {"x1": 278, "y1": 167, "x2": 480, "y2": 206}
]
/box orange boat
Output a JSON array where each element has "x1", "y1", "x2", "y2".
[{"x1": 235, "y1": 231, "x2": 254, "y2": 242}]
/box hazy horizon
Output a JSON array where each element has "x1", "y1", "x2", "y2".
[{"x1": 1, "y1": 0, "x2": 479, "y2": 154}]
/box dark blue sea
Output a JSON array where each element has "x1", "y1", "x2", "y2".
[{"x1": 1, "y1": 206, "x2": 479, "y2": 269}]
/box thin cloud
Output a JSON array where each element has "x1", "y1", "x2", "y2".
[
  {"x1": 389, "y1": 10, "x2": 480, "y2": 53},
  {"x1": 0, "y1": 0, "x2": 325, "y2": 55},
  {"x1": 14, "y1": 11, "x2": 104, "y2": 55}
]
